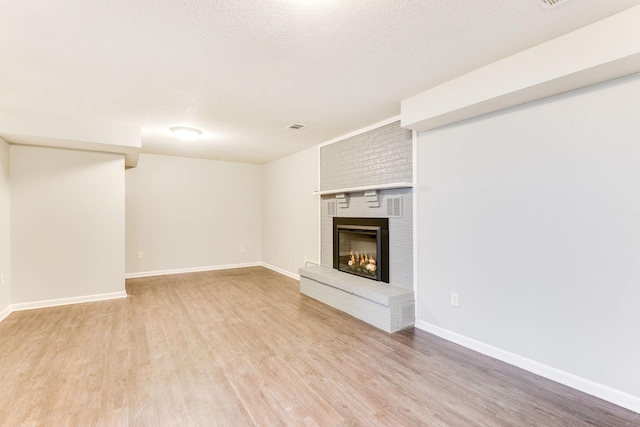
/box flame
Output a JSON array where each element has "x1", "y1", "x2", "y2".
[{"x1": 344, "y1": 250, "x2": 377, "y2": 273}]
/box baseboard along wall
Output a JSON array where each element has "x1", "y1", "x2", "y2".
[
  {"x1": 124, "y1": 262, "x2": 263, "y2": 279},
  {"x1": 0, "y1": 304, "x2": 12, "y2": 323},
  {"x1": 0, "y1": 262, "x2": 294, "y2": 322},
  {"x1": 260, "y1": 263, "x2": 300, "y2": 280},
  {"x1": 2, "y1": 264, "x2": 635, "y2": 414},
  {"x1": 125, "y1": 262, "x2": 301, "y2": 281},
  {"x1": 12, "y1": 291, "x2": 127, "y2": 312},
  {"x1": 0, "y1": 291, "x2": 127, "y2": 324},
  {"x1": 414, "y1": 319, "x2": 640, "y2": 414}
]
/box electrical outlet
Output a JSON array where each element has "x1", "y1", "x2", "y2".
[
  {"x1": 240, "y1": 246, "x2": 245, "y2": 253},
  {"x1": 137, "y1": 252, "x2": 144, "y2": 259},
  {"x1": 451, "y1": 292, "x2": 459, "y2": 307}
]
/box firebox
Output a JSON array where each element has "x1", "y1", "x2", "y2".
[{"x1": 333, "y1": 217, "x2": 389, "y2": 283}]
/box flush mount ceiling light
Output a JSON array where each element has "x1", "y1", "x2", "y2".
[{"x1": 170, "y1": 126, "x2": 202, "y2": 141}]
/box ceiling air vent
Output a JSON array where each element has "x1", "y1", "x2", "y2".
[
  {"x1": 286, "y1": 123, "x2": 306, "y2": 130},
  {"x1": 540, "y1": 0, "x2": 571, "y2": 9}
]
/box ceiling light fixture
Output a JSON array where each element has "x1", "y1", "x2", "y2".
[{"x1": 170, "y1": 126, "x2": 202, "y2": 141}]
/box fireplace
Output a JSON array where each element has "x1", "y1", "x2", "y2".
[{"x1": 333, "y1": 217, "x2": 389, "y2": 283}]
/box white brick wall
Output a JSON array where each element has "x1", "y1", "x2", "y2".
[
  {"x1": 320, "y1": 121, "x2": 412, "y2": 191},
  {"x1": 321, "y1": 188, "x2": 413, "y2": 289},
  {"x1": 319, "y1": 121, "x2": 413, "y2": 290}
]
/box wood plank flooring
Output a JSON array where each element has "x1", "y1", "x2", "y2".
[{"x1": 0, "y1": 267, "x2": 638, "y2": 426}]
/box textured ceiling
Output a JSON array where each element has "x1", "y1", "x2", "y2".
[{"x1": 2, "y1": 0, "x2": 639, "y2": 164}]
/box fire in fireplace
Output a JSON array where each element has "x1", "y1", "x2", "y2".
[{"x1": 333, "y1": 217, "x2": 389, "y2": 283}]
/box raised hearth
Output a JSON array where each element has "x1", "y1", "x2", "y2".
[{"x1": 299, "y1": 265, "x2": 414, "y2": 333}]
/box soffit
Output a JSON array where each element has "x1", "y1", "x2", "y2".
[{"x1": 1, "y1": 0, "x2": 638, "y2": 163}]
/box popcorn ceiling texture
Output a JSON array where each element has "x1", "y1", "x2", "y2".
[
  {"x1": 320, "y1": 122, "x2": 412, "y2": 191},
  {"x1": 2, "y1": 1, "x2": 636, "y2": 164}
]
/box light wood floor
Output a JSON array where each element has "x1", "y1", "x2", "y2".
[{"x1": 0, "y1": 267, "x2": 638, "y2": 426}]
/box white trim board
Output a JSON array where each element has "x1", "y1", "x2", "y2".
[
  {"x1": 317, "y1": 144, "x2": 322, "y2": 271},
  {"x1": 0, "y1": 304, "x2": 12, "y2": 322},
  {"x1": 313, "y1": 182, "x2": 412, "y2": 196},
  {"x1": 125, "y1": 262, "x2": 262, "y2": 279},
  {"x1": 411, "y1": 130, "x2": 419, "y2": 321},
  {"x1": 12, "y1": 291, "x2": 127, "y2": 312},
  {"x1": 401, "y1": 6, "x2": 640, "y2": 133},
  {"x1": 0, "y1": 263, "x2": 293, "y2": 324},
  {"x1": 414, "y1": 319, "x2": 640, "y2": 413},
  {"x1": 261, "y1": 262, "x2": 300, "y2": 281}
]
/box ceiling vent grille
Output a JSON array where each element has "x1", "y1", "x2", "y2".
[
  {"x1": 286, "y1": 123, "x2": 306, "y2": 130},
  {"x1": 540, "y1": 0, "x2": 571, "y2": 9}
]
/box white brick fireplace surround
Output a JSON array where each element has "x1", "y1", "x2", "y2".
[{"x1": 299, "y1": 121, "x2": 415, "y2": 333}]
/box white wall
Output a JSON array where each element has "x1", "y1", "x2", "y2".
[
  {"x1": 262, "y1": 146, "x2": 319, "y2": 277},
  {"x1": 416, "y1": 73, "x2": 640, "y2": 399},
  {"x1": 125, "y1": 153, "x2": 262, "y2": 274},
  {"x1": 0, "y1": 138, "x2": 11, "y2": 314},
  {"x1": 11, "y1": 145, "x2": 125, "y2": 303}
]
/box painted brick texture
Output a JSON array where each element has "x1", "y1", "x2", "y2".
[
  {"x1": 319, "y1": 121, "x2": 414, "y2": 290},
  {"x1": 320, "y1": 121, "x2": 412, "y2": 191},
  {"x1": 310, "y1": 121, "x2": 415, "y2": 331},
  {"x1": 321, "y1": 188, "x2": 413, "y2": 289}
]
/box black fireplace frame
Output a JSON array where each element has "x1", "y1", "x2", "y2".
[{"x1": 333, "y1": 217, "x2": 389, "y2": 283}]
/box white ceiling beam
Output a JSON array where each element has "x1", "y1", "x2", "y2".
[
  {"x1": 401, "y1": 5, "x2": 640, "y2": 132},
  {"x1": 0, "y1": 110, "x2": 141, "y2": 167}
]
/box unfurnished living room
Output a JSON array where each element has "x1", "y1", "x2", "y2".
[{"x1": 1, "y1": 1, "x2": 640, "y2": 426}]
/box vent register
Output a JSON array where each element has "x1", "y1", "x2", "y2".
[
  {"x1": 387, "y1": 197, "x2": 402, "y2": 218},
  {"x1": 286, "y1": 123, "x2": 305, "y2": 130},
  {"x1": 540, "y1": 0, "x2": 571, "y2": 9}
]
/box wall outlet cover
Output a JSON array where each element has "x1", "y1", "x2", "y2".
[{"x1": 451, "y1": 292, "x2": 459, "y2": 307}]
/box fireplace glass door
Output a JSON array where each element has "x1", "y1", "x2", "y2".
[
  {"x1": 333, "y1": 217, "x2": 389, "y2": 283},
  {"x1": 337, "y1": 225, "x2": 381, "y2": 281}
]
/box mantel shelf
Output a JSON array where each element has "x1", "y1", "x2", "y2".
[{"x1": 313, "y1": 182, "x2": 413, "y2": 196}]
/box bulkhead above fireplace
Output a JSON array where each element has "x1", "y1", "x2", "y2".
[{"x1": 333, "y1": 217, "x2": 389, "y2": 283}]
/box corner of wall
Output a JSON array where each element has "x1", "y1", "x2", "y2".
[
  {"x1": 261, "y1": 146, "x2": 319, "y2": 277},
  {"x1": 0, "y1": 137, "x2": 11, "y2": 315}
]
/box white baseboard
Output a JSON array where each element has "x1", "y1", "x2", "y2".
[
  {"x1": 414, "y1": 319, "x2": 640, "y2": 413},
  {"x1": 0, "y1": 304, "x2": 12, "y2": 322},
  {"x1": 260, "y1": 262, "x2": 300, "y2": 280},
  {"x1": 125, "y1": 262, "x2": 262, "y2": 279},
  {"x1": 11, "y1": 291, "x2": 127, "y2": 312},
  {"x1": 125, "y1": 261, "x2": 299, "y2": 281}
]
